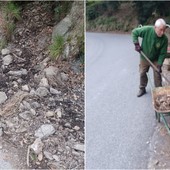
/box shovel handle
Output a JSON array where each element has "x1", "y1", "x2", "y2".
[{"x1": 140, "y1": 51, "x2": 170, "y2": 84}]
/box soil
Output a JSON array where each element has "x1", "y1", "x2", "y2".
[{"x1": 0, "y1": 2, "x2": 84, "y2": 169}]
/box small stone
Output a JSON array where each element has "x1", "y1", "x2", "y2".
[
  {"x1": 30, "y1": 108, "x2": 36, "y2": 116},
  {"x1": 30, "y1": 138, "x2": 44, "y2": 155},
  {"x1": 22, "y1": 101, "x2": 31, "y2": 110},
  {"x1": 56, "y1": 107, "x2": 62, "y2": 118},
  {"x1": 15, "y1": 127, "x2": 27, "y2": 133},
  {"x1": 0, "y1": 92, "x2": 7, "y2": 104},
  {"x1": 30, "y1": 89, "x2": 36, "y2": 95},
  {"x1": 12, "y1": 81, "x2": 18, "y2": 89},
  {"x1": 43, "y1": 151, "x2": 53, "y2": 160},
  {"x1": 64, "y1": 122, "x2": 71, "y2": 128},
  {"x1": 1, "y1": 48, "x2": 10, "y2": 55},
  {"x1": 19, "y1": 111, "x2": 31, "y2": 120},
  {"x1": 36, "y1": 87, "x2": 49, "y2": 97},
  {"x1": 8, "y1": 69, "x2": 28, "y2": 76},
  {"x1": 31, "y1": 102, "x2": 41, "y2": 109},
  {"x1": 0, "y1": 128, "x2": 3, "y2": 136},
  {"x1": 73, "y1": 126, "x2": 80, "y2": 131},
  {"x1": 35, "y1": 161, "x2": 41, "y2": 165},
  {"x1": 73, "y1": 94, "x2": 78, "y2": 100},
  {"x1": 39, "y1": 77, "x2": 49, "y2": 88},
  {"x1": 38, "y1": 152, "x2": 43, "y2": 161},
  {"x1": 3, "y1": 55, "x2": 13, "y2": 66},
  {"x1": 53, "y1": 155, "x2": 60, "y2": 162},
  {"x1": 72, "y1": 150, "x2": 80, "y2": 156},
  {"x1": 22, "y1": 85, "x2": 29, "y2": 92},
  {"x1": 60, "y1": 72, "x2": 68, "y2": 81},
  {"x1": 45, "y1": 111, "x2": 55, "y2": 117},
  {"x1": 50, "y1": 87, "x2": 61, "y2": 95},
  {"x1": 73, "y1": 143, "x2": 84, "y2": 152},
  {"x1": 153, "y1": 159, "x2": 159, "y2": 165},
  {"x1": 35, "y1": 124, "x2": 56, "y2": 138}
]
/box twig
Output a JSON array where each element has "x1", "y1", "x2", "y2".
[{"x1": 11, "y1": 52, "x2": 25, "y2": 61}]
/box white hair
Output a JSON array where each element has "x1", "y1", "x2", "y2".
[{"x1": 155, "y1": 18, "x2": 166, "y2": 28}]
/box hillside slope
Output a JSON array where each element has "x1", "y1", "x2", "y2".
[{"x1": 0, "y1": 1, "x2": 84, "y2": 169}]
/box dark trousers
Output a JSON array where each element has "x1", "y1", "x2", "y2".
[{"x1": 139, "y1": 59, "x2": 162, "y2": 89}]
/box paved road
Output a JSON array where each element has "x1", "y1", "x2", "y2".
[{"x1": 86, "y1": 32, "x2": 156, "y2": 169}]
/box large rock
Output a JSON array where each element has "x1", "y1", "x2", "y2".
[
  {"x1": 52, "y1": 17, "x2": 72, "y2": 39},
  {"x1": 52, "y1": 1, "x2": 84, "y2": 58},
  {"x1": 44, "y1": 66, "x2": 64, "y2": 86}
]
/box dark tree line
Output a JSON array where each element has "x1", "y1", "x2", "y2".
[
  {"x1": 86, "y1": 1, "x2": 170, "y2": 24},
  {"x1": 133, "y1": 1, "x2": 170, "y2": 24}
]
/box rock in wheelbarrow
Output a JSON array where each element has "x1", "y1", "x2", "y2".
[{"x1": 155, "y1": 94, "x2": 170, "y2": 111}]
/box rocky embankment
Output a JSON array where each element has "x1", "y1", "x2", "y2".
[{"x1": 0, "y1": 1, "x2": 84, "y2": 169}]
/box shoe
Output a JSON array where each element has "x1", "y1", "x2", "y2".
[{"x1": 137, "y1": 88, "x2": 146, "y2": 97}]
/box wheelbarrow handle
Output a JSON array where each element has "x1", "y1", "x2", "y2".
[{"x1": 140, "y1": 51, "x2": 170, "y2": 84}]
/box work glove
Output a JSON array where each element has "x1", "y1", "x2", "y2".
[
  {"x1": 134, "y1": 42, "x2": 142, "y2": 53},
  {"x1": 157, "y1": 64, "x2": 162, "y2": 73}
]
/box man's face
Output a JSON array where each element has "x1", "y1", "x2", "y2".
[{"x1": 155, "y1": 25, "x2": 166, "y2": 37}]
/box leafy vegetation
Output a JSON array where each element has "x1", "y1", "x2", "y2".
[
  {"x1": 0, "y1": 1, "x2": 21, "y2": 42},
  {"x1": 86, "y1": 1, "x2": 170, "y2": 32},
  {"x1": 133, "y1": 1, "x2": 170, "y2": 25},
  {"x1": 3, "y1": 2, "x2": 21, "y2": 21},
  {"x1": 54, "y1": 1, "x2": 73, "y2": 23},
  {"x1": 49, "y1": 35, "x2": 65, "y2": 60},
  {"x1": 86, "y1": 1, "x2": 120, "y2": 20}
]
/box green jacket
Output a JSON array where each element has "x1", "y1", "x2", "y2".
[{"x1": 132, "y1": 26, "x2": 168, "y2": 65}]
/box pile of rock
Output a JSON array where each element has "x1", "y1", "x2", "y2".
[
  {"x1": 0, "y1": 46, "x2": 84, "y2": 169},
  {"x1": 155, "y1": 94, "x2": 170, "y2": 112}
]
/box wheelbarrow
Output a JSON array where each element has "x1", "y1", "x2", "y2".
[
  {"x1": 141, "y1": 51, "x2": 170, "y2": 134},
  {"x1": 152, "y1": 86, "x2": 170, "y2": 134}
]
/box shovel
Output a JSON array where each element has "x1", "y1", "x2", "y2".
[{"x1": 140, "y1": 50, "x2": 170, "y2": 84}]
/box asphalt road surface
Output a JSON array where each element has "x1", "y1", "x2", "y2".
[{"x1": 86, "y1": 32, "x2": 156, "y2": 169}]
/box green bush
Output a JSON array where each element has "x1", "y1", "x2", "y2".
[
  {"x1": 54, "y1": 1, "x2": 72, "y2": 22},
  {"x1": 3, "y1": 2, "x2": 21, "y2": 21},
  {"x1": 1, "y1": 1, "x2": 21, "y2": 42},
  {"x1": 86, "y1": 4, "x2": 99, "y2": 20},
  {"x1": 132, "y1": 1, "x2": 170, "y2": 24},
  {"x1": 86, "y1": 1, "x2": 120, "y2": 21},
  {"x1": 49, "y1": 35, "x2": 64, "y2": 60}
]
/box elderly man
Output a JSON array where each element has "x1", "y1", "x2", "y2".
[{"x1": 132, "y1": 18, "x2": 168, "y2": 97}]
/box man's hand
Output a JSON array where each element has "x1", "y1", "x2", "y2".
[
  {"x1": 134, "y1": 42, "x2": 142, "y2": 52},
  {"x1": 157, "y1": 64, "x2": 162, "y2": 73}
]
